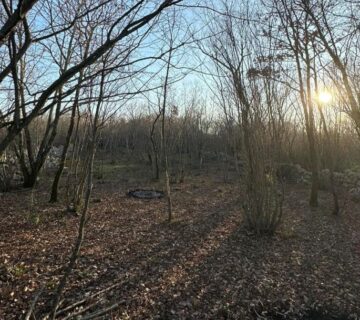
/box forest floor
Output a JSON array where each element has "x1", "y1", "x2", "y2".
[{"x1": 1, "y1": 162, "x2": 360, "y2": 319}]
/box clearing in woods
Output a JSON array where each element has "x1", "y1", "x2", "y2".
[{"x1": 0, "y1": 162, "x2": 359, "y2": 319}]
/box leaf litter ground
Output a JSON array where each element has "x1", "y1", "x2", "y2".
[{"x1": 0, "y1": 171, "x2": 360, "y2": 319}]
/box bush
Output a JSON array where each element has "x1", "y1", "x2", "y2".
[{"x1": 243, "y1": 170, "x2": 283, "y2": 234}]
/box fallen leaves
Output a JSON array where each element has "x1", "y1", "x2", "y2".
[{"x1": 0, "y1": 179, "x2": 359, "y2": 319}]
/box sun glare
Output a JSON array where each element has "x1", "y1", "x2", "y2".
[{"x1": 317, "y1": 91, "x2": 332, "y2": 104}]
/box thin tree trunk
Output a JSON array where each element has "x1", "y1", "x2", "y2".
[
  {"x1": 318, "y1": 108, "x2": 339, "y2": 215},
  {"x1": 50, "y1": 92, "x2": 80, "y2": 202},
  {"x1": 49, "y1": 144, "x2": 95, "y2": 319},
  {"x1": 161, "y1": 46, "x2": 173, "y2": 222},
  {"x1": 308, "y1": 135, "x2": 319, "y2": 207},
  {"x1": 150, "y1": 113, "x2": 161, "y2": 181},
  {"x1": 50, "y1": 38, "x2": 90, "y2": 202},
  {"x1": 49, "y1": 65, "x2": 104, "y2": 318}
]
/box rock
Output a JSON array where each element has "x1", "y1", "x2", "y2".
[
  {"x1": 334, "y1": 172, "x2": 345, "y2": 183},
  {"x1": 319, "y1": 169, "x2": 331, "y2": 190},
  {"x1": 12, "y1": 173, "x2": 23, "y2": 182},
  {"x1": 350, "y1": 188, "x2": 360, "y2": 202},
  {"x1": 44, "y1": 145, "x2": 65, "y2": 169},
  {"x1": 50, "y1": 145, "x2": 64, "y2": 157},
  {"x1": 342, "y1": 169, "x2": 360, "y2": 188},
  {"x1": 277, "y1": 164, "x2": 360, "y2": 191},
  {"x1": 277, "y1": 163, "x2": 309, "y2": 184}
]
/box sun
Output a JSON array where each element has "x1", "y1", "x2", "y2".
[{"x1": 317, "y1": 91, "x2": 332, "y2": 104}]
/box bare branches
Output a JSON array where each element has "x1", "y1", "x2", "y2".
[
  {"x1": 0, "y1": 0, "x2": 38, "y2": 45},
  {"x1": 0, "y1": 0, "x2": 182, "y2": 155}
]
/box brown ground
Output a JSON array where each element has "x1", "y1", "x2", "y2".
[{"x1": 0, "y1": 165, "x2": 360, "y2": 319}]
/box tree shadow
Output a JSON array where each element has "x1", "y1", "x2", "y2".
[{"x1": 35, "y1": 184, "x2": 243, "y2": 317}]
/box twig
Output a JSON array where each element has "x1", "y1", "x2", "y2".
[
  {"x1": 55, "y1": 280, "x2": 124, "y2": 316},
  {"x1": 61, "y1": 299, "x2": 104, "y2": 320},
  {"x1": 24, "y1": 286, "x2": 44, "y2": 320},
  {"x1": 79, "y1": 302, "x2": 121, "y2": 320}
]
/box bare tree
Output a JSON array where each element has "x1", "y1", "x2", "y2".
[
  {"x1": 12, "y1": 14, "x2": 78, "y2": 188},
  {"x1": 49, "y1": 60, "x2": 108, "y2": 319},
  {"x1": 269, "y1": 0, "x2": 321, "y2": 206},
  {"x1": 161, "y1": 41, "x2": 174, "y2": 222},
  {"x1": 201, "y1": 1, "x2": 284, "y2": 233},
  {"x1": 301, "y1": 0, "x2": 360, "y2": 131},
  {"x1": 0, "y1": 0, "x2": 182, "y2": 156},
  {"x1": 0, "y1": 0, "x2": 37, "y2": 44},
  {"x1": 149, "y1": 109, "x2": 161, "y2": 180}
]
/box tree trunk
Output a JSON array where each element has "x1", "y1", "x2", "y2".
[
  {"x1": 23, "y1": 170, "x2": 39, "y2": 188},
  {"x1": 309, "y1": 138, "x2": 319, "y2": 207},
  {"x1": 49, "y1": 63, "x2": 105, "y2": 319},
  {"x1": 50, "y1": 103, "x2": 77, "y2": 202},
  {"x1": 49, "y1": 145, "x2": 95, "y2": 319},
  {"x1": 161, "y1": 44, "x2": 173, "y2": 222}
]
